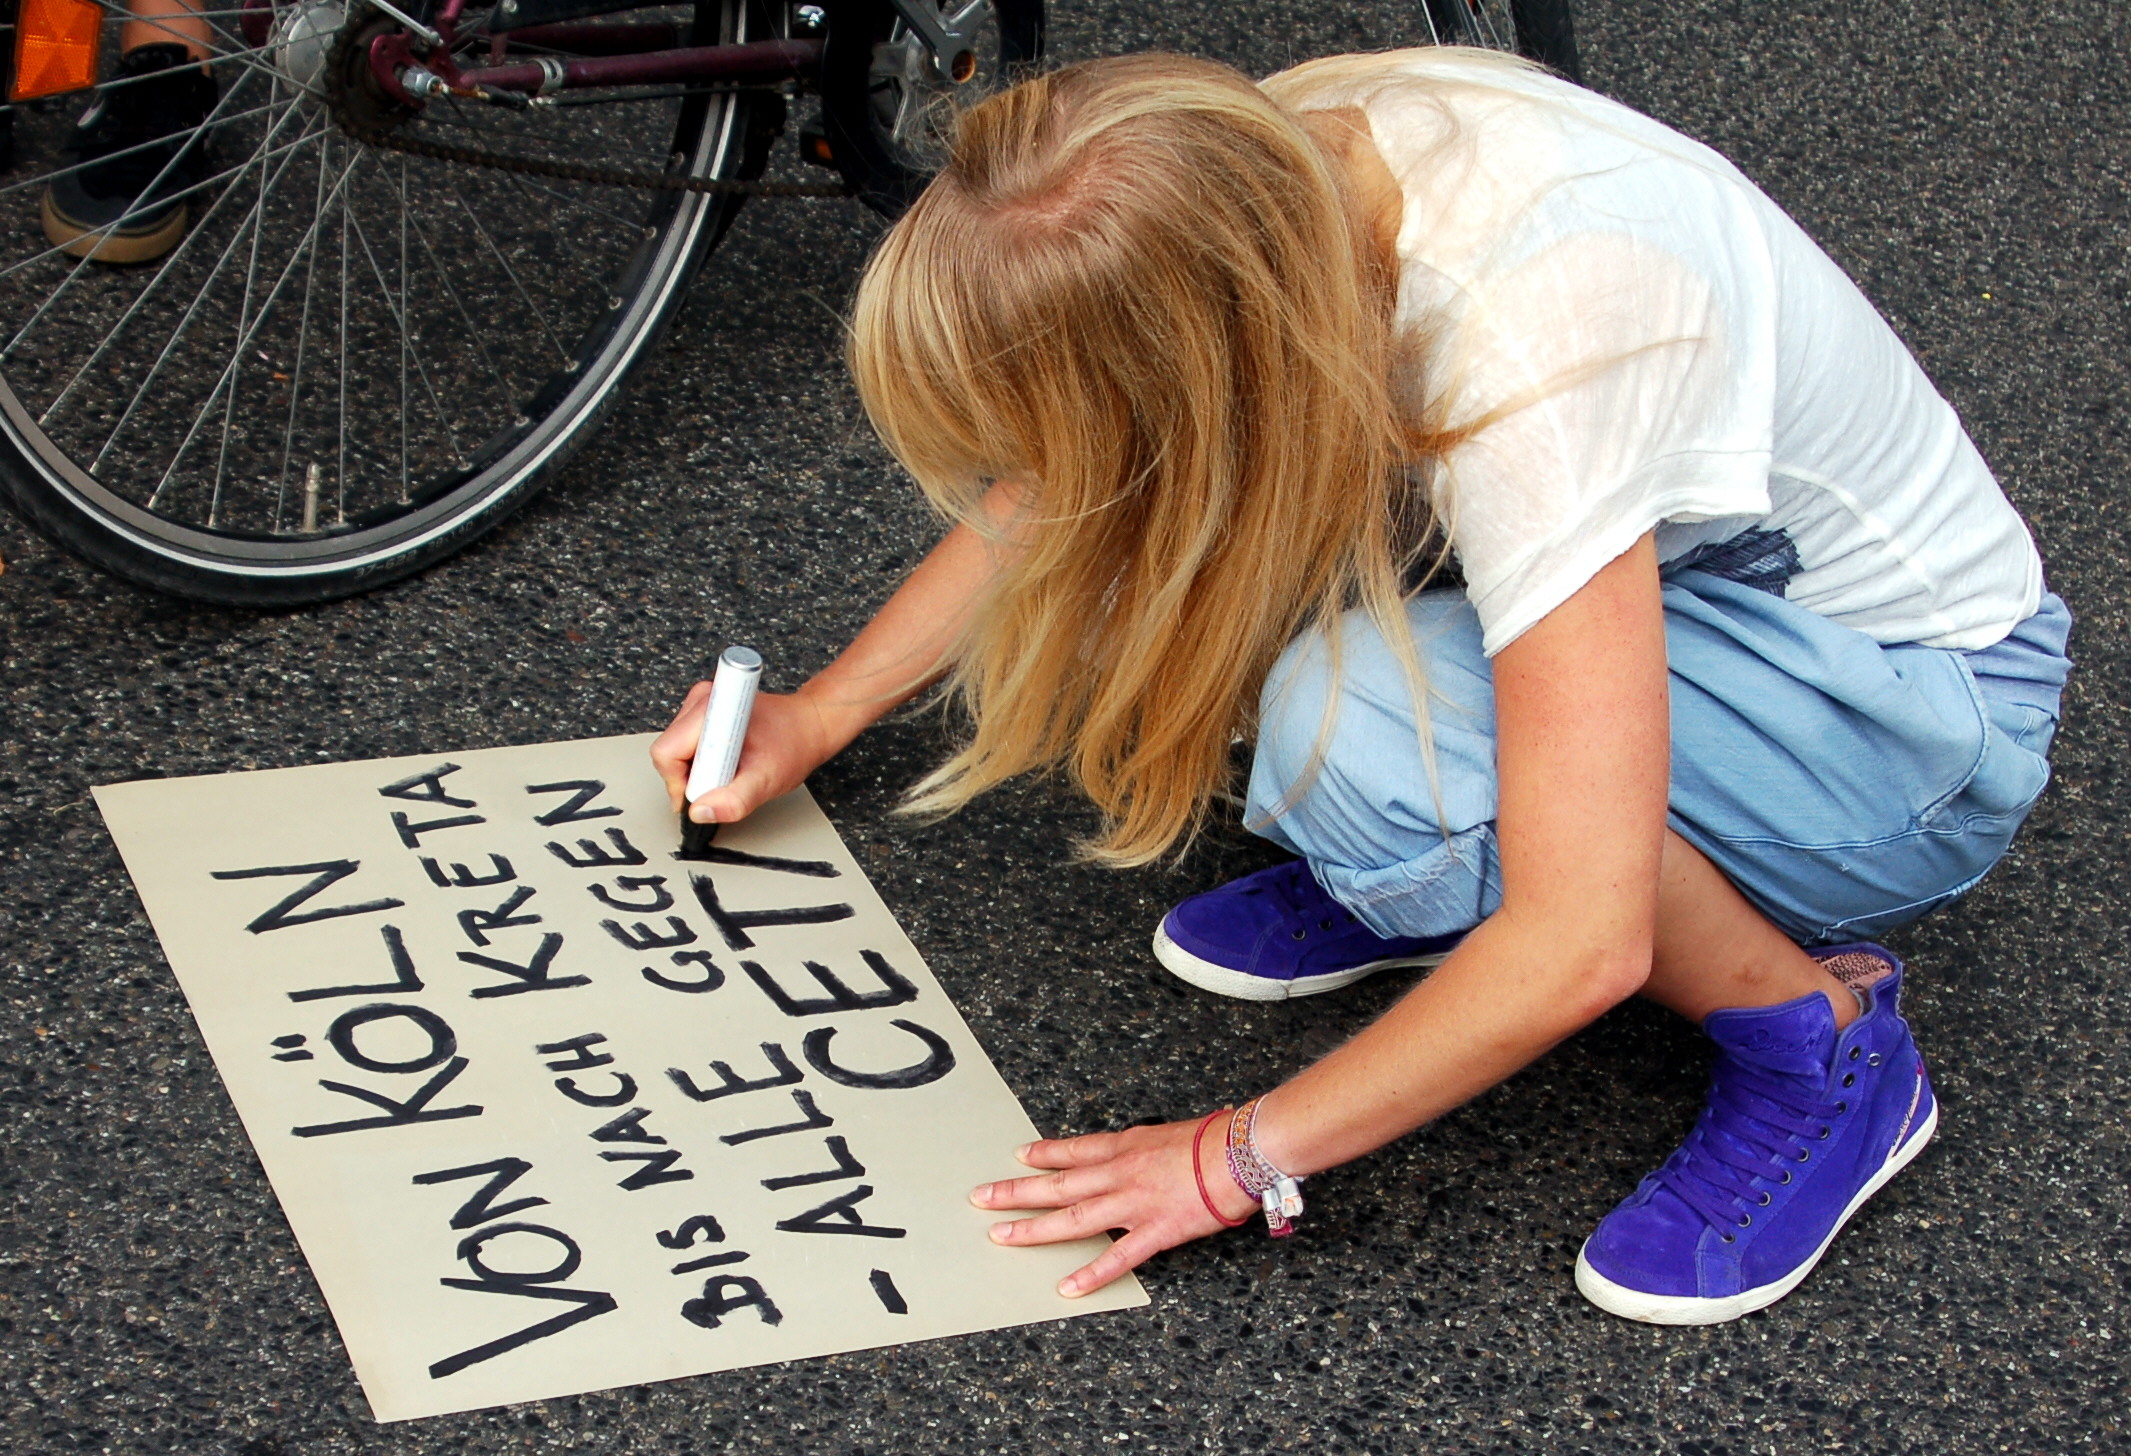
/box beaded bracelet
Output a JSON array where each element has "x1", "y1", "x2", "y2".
[{"x1": 1225, "y1": 1095, "x2": 1306, "y2": 1237}]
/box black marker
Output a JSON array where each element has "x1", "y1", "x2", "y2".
[{"x1": 681, "y1": 645, "x2": 762, "y2": 856}]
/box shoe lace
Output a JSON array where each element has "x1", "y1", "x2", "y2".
[{"x1": 1655, "y1": 1059, "x2": 1845, "y2": 1239}]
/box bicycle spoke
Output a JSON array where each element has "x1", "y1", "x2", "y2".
[
  {"x1": 210, "y1": 78, "x2": 287, "y2": 526},
  {"x1": 37, "y1": 98, "x2": 316, "y2": 424},
  {"x1": 274, "y1": 131, "x2": 336, "y2": 530},
  {"x1": 140, "y1": 130, "x2": 357, "y2": 503},
  {"x1": 502, "y1": 172, "x2": 646, "y2": 236},
  {"x1": 449, "y1": 190, "x2": 568, "y2": 362},
  {"x1": 95, "y1": 112, "x2": 332, "y2": 477},
  {"x1": 402, "y1": 202, "x2": 515, "y2": 408},
  {"x1": 2, "y1": 71, "x2": 270, "y2": 358},
  {"x1": 344, "y1": 203, "x2": 466, "y2": 466},
  {"x1": 398, "y1": 155, "x2": 410, "y2": 504}
]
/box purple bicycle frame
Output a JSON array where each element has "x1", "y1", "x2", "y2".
[{"x1": 358, "y1": 0, "x2": 823, "y2": 110}]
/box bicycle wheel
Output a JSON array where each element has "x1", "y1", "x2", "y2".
[
  {"x1": 0, "y1": 0, "x2": 780, "y2": 605},
  {"x1": 1423, "y1": 0, "x2": 1581, "y2": 82},
  {"x1": 817, "y1": 0, "x2": 1041, "y2": 217}
]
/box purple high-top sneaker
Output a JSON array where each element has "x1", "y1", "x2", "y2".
[
  {"x1": 1153, "y1": 859, "x2": 1461, "y2": 1001},
  {"x1": 1576, "y1": 943, "x2": 1936, "y2": 1324}
]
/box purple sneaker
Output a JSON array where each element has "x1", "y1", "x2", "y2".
[
  {"x1": 1575, "y1": 943, "x2": 1937, "y2": 1324},
  {"x1": 1152, "y1": 859, "x2": 1460, "y2": 1001}
]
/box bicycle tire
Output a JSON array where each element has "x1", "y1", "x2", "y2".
[
  {"x1": 1423, "y1": 0, "x2": 1581, "y2": 82},
  {"x1": 817, "y1": 0, "x2": 1042, "y2": 218},
  {"x1": 0, "y1": 0, "x2": 777, "y2": 605}
]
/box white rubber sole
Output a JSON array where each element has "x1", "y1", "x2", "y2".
[
  {"x1": 1574, "y1": 1098, "x2": 1939, "y2": 1325},
  {"x1": 1151, "y1": 921, "x2": 1452, "y2": 1002}
]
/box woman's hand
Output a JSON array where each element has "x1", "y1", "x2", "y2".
[
  {"x1": 651, "y1": 687, "x2": 838, "y2": 826},
  {"x1": 972, "y1": 1113, "x2": 1259, "y2": 1296}
]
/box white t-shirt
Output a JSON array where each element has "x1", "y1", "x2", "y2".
[{"x1": 1272, "y1": 51, "x2": 2043, "y2": 656}]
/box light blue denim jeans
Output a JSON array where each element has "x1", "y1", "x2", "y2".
[{"x1": 1245, "y1": 567, "x2": 2072, "y2": 946}]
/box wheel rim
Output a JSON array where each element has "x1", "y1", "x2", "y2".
[{"x1": 0, "y1": 0, "x2": 748, "y2": 575}]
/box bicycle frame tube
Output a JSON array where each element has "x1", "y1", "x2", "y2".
[{"x1": 368, "y1": 0, "x2": 821, "y2": 110}]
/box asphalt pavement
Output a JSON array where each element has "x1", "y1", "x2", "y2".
[{"x1": 3, "y1": 1, "x2": 2128, "y2": 1452}]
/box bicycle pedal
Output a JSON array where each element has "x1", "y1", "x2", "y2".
[{"x1": 798, "y1": 127, "x2": 837, "y2": 169}]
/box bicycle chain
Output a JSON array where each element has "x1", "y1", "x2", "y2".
[{"x1": 348, "y1": 122, "x2": 856, "y2": 197}]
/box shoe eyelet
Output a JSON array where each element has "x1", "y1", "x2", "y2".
[
  {"x1": 1842, "y1": 1073, "x2": 1856, "y2": 1088},
  {"x1": 1319, "y1": 919, "x2": 1334, "y2": 931},
  {"x1": 1818, "y1": 1126, "x2": 1831, "y2": 1139},
  {"x1": 1780, "y1": 1171, "x2": 1793, "y2": 1185},
  {"x1": 1737, "y1": 1213, "x2": 1752, "y2": 1228},
  {"x1": 1757, "y1": 1192, "x2": 1772, "y2": 1206},
  {"x1": 1848, "y1": 1046, "x2": 1862, "y2": 1061},
  {"x1": 1291, "y1": 929, "x2": 1307, "y2": 940},
  {"x1": 1868, "y1": 1053, "x2": 1882, "y2": 1066},
  {"x1": 1796, "y1": 1149, "x2": 1811, "y2": 1163},
  {"x1": 1721, "y1": 1232, "x2": 1736, "y2": 1244},
  {"x1": 1836, "y1": 1101, "x2": 1848, "y2": 1115}
]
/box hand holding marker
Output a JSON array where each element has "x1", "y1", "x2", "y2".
[{"x1": 681, "y1": 645, "x2": 763, "y2": 855}]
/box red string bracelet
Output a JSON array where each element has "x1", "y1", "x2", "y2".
[{"x1": 1192, "y1": 1109, "x2": 1250, "y2": 1229}]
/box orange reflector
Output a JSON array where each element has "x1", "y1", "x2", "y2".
[{"x1": 13, "y1": 0, "x2": 104, "y2": 102}]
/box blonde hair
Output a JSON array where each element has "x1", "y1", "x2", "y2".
[{"x1": 848, "y1": 52, "x2": 1469, "y2": 865}]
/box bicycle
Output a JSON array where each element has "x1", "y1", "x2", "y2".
[{"x1": 0, "y1": 0, "x2": 1575, "y2": 604}]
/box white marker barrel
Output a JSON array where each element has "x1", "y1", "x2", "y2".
[{"x1": 685, "y1": 645, "x2": 764, "y2": 804}]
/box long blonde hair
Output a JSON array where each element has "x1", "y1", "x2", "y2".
[{"x1": 848, "y1": 53, "x2": 1462, "y2": 865}]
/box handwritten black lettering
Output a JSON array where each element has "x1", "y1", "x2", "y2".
[
  {"x1": 671, "y1": 843, "x2": 840, "y2": 878},
  {"x1": 293, "y1": 1005, "x2": 482, "y2": 1137},
  {"x1": 869, "y1": 1269, "x2": 909, "y2": 1315},
  {"x1": 719, "y1": 1089, "x2": 833, "y2": 1146},
  {"x1": 546, "y1": 829, "x2": 647, "y2": 870},
  {"x1": 412, "y1": 1158, "x2": 549, "y2": 1230},
  {"x1": 774, "y1": 1185, "x2": 907, "y2": 1240},
  {"x1": 590, "y1": 1107, "x2": 665, "y2": 1144},
  {"x1": 803, "y1": 1020, "x2": 956, "y2": 1091},
  {"x1": 741, "y1": 951, "x2": 919, "y2": 1017},
  {"x1": 602, "y1": 1148, "x2": 694, "y2": 1190},
  {"x1": 557, "y1": 1072, "x2": 636, "y2": 1107},
  {"x1": 430, "y1": 1224, "x2": 617, "y2": 1379},
  {"x1": 460, "y1": 934, "x2": 588, "y2": 999},
  {"x1": 211, "y1": 860, "x2": 404, "y2": 935},
  {"x1": 526, "y1": 780, "x2": 623, "y2": 827},
  {"x1": 600, "y1": 916, "x2": 696, "y2": 952},
  {"x1": 688, "y1": 874, "x2": 853, "y2": 952},
  {"x1": 671, "y1": 1250, "x2": 750, "y2": 1275},
  {"x1": 270, "y1": 1033, "x2": 313, "y2": 1062},
  {"x1": 761, "y1": 1135, "x2": 866, "y2": 1191},
  {"x1": 642, "y1": 950, "x2": 725, "y2": 995},
  {"x1": 656, "y1": 1214, "x2": 725, "y2": 1250},
  {"x1": 681, "y1": 1276, "x2": 782, "y2": 1330},
  {"x1": 535, "y1": 1033, "x2": 612, "y2": 1072},
  {"x1": 287, "y1": 923, "x2": 424, "y2": 1003},
  {"x1": 668, "y1": 1042, "x2": 801, "y2": 1103},
  {"x1": 589, "y1": 876, "x2": 673, "y2": 913},
  {"x1": 392, "y1": 811, "x2": 488, "y2": 848},
  {"x1": 458, "y1": 886, "x2": 542, "y2": 947},
  {"x1": 535, "y1": 1033, "x2": 635, "y2": 1105},
  {"x1": 378, "y1": 762, "x2": 478, "y2": 808},
  {"x1": 327, "y1": 1002, "x2": 456, "y2": 1073},
  {"x1": 420, "y1": 854, "x2": 517, "y2": 889}
]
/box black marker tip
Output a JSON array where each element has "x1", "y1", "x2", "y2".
[{"x1": 679, "y1": 813, "x2": 718, "y2": 858}]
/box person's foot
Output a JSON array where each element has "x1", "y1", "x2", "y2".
[
  {"x1": 41, "y1": 44, "x2": 218, "y2": 264},
  {"x1": 1152, "y1": 859, "x2": 1461, "y2": 1001},
  {"x1": 1575, "y1": 943, "x2": 1936, "y2": 1325}
]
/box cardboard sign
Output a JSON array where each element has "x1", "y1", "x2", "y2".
[{"x1": 94, "y1": 735, "x2": 1144, "y2": 1421}]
